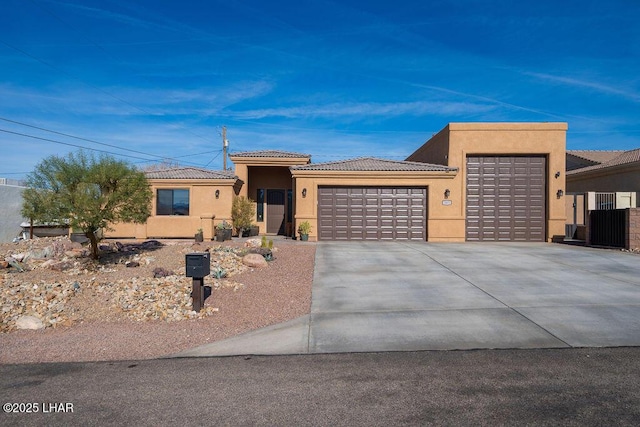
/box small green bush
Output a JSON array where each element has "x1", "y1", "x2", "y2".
[
  {"x1": 231, "y1": 196, "x2": 255, "y2": 234},
  {"x1": 298, "y1": 221, "x2": 312, "y2": 235}
]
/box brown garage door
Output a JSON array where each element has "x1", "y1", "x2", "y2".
[
  {"x1": 318, "y1": 187, "x2": 427, "y2": 241},
  {"x1": 466, "y1": 156, "x2": 546, "y2": 241}
]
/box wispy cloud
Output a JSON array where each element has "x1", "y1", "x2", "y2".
[
  {"x1": 226, "y1": 100, "x2": 494, "y2": 120},
  {"x1": 525, "y1": 71, "x2": 640, "y2": 103},
  {"x1": 47, "y1": 0, "x2": 179, "y2": 34},
  {"x1": 0, "y1": 80, "x2": 274, "y2": 117}
]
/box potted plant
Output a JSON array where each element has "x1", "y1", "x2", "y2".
[
  {"x1": 231, "y1": 196, "x2": 255, "y2": 237},
  {"x1": 195, "y1": 228, "x2": 204, "y2": 242},
  {"x1": 298, "y1": 221, "x2": 312, "y2": 241},
  {"x1": 215, "y1": 221, "x2": 232, "y2": 242}
]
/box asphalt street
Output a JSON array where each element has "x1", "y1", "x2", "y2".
[{"x1": 2, "y1": 347, "x2": 640, "y2": 426}]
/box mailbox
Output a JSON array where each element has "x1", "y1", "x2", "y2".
[{"x1": 185, "y1": 252, "x2": 210, "y2": 278}]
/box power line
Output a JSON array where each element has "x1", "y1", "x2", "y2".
[
  {"x1": 0, "y1": 116, "x2": 224, "y2": 167},
  {"x1": 0, "y1": 128, "x2": 224, "y2": 169},
  {"x1": 203, "y1": 151, "x2": 222, "y2": 168},
  {"x1": 1, "y1": 117, "x2": 167, "y2": 160},
  {"x1": 0, "y1": 128, "x2": 156, "y2": 163}
]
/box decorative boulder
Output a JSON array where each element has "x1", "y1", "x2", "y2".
[
  {"x1": 16, "y1": 315, "x2": 45, "y2": 330},
  {"x1": 242, "y1": 253, "x2": 268, "y2": 268},
  {"x1": 244, "y1": 238, "x2": 262, "y2": 248},
  {"x1": 44, "y1": 260, "x2": 74, "y2": 271}
]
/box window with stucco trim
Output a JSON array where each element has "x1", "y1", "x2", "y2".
[{"x1": 157, "y1": 189, "x2": 189, "y2": 215}]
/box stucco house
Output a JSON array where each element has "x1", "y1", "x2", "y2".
[
  {"x1": 564, "y1": 148, "x2": 640, "y2": 241},
  {"x1": 107, "y1": 122, "x2": 568, "y2": 242},
  {"x1": 107, "y1": 167, "x2": 242, "y2": 241},
  {"x1": 566, "y1": 148, "x2": 640, "y2": 194}
]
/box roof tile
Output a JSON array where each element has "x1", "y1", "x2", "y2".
[
  {"x1": 567, "y1": 148, "x2": 640, "y2": 175},
  {"x1": 230, "y1": 150, "x2": 311, "y2": 158},
  {"x1": 144, "y1": 167, "x2": 237, "y2": 180},
  {"x1": 291, "y1": 157, "x2": 457, "y2": 172},
  {"x1": 567, "y1": 150, "x2": 624, "y2": 164}
]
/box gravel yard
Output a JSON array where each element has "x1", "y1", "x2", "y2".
[{"x1": 0, "y1": 236, "x2": 315, "y2": 364}]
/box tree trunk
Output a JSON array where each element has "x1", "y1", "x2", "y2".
[{"x1": 86, "y1": 229, "x2": 100, "y2": 260}]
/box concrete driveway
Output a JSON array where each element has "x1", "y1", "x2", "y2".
[{"x1": 174, "y1": 242, "x2": 640, "y2": 357}]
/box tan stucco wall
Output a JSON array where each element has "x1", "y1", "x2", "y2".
[
  {"x1": 229, "y1": 155, "x2": 310, "y2": 235},
  {"x1": 106, "y1": 178, "x2": 237, "y2": 240},
  {"x1": 247, "y1": 167, "x2": 294, "y2": 234},
  {"x1": 446, "y1": 123, "x2": 567, "y2": 241},
  {"x1": 567, "y1": 163, "x2": 640, "y2": 196},
  {"x1": 405, "y1": 127, "x2": 450, "y2": 166},
  {"x1": 377, "y1": 122, "x2": 567, "y2": 242},
  {"x1": 566, "y1": 193, "x2": 586, "y2": 225},
  {"x1": 291, "y1": 171, "x2": 458, "y2": 241},
  {"x1": 234, "y1": 164, "x2": 249, "y2": 198}
]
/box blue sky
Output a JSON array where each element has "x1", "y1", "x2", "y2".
[{"x1": 1, "y1": 0, "x2": 639, "y2": 179}]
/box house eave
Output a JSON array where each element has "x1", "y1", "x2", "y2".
[{"x1": 290, "y1": 169, "x2": 458, "y2": 179}]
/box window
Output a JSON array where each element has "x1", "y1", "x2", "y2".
[
  {"x1": 157, "y1": 189, "x2": 189, "y2": 215},
  {"x1": 256, "y1": 189, "x2": 264, "y2": 222}
]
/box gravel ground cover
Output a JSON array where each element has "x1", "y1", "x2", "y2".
[{"x1": 0, "y1": 236, "x2": 315, "y2": 364}]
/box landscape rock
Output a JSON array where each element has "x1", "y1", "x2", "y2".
[
  {"x1": 29, "y1": 247, "x2": 54, "y2": 259},
  {"x1": 1, "y1": 236, "x2": 258, "y2": 332},
  {"x1": 46, "y1": 260, "x2": 74, "y2": 271},
  {"x1": 64, "y1": 249, "x2": 87, "y2": 258},
  {"x1": 0, "y1": 261, "x2": 8, "y2": 269},
  {"x1": 244, "y1": 238, "x2": 262, "y2": 248},
  {"x1": 140, "y1": 240, "x2": 163, "y2": 249},
  {"x1": 242, "y1": 253, "x2": 269, "y2": 268},
  {"x1": 152, "y1": 267, "x2": 175, "y2": 278},
  {"x1": 11, "y1": 253, "x2": 27, "y2": 262},
  {"x1": 15, "y1": 315, "x2": 45, "y2": 330},
  {"x1": 7, "y1": 258, "x2": 27, "y2": 272},
  {"x1": 125, "y1": 261, "x2": 140, "y2": 268}
]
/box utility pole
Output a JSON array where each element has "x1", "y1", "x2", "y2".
[{"x1": 222, "y1": 126, "x2": 228, "y2": 170}]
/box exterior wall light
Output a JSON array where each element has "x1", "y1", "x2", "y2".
[
  {"x1": 302, "y1": 188, "x2": 307, "y2": 198},
  {"x1": 215, "y1": 189, "x2": 220, "y2": 199},
  {"x1": 555, "y1": 171, "x2": 561, "y2": 178},
  {"x1": 557, "y1": 189, "x2": 564, "y2": 198},
  {"x1": 444, "y1": 189, "x2": 450, "y2": 199}
]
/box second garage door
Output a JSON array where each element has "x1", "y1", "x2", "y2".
[
  {"x1": 318, "y1": 187, "x2": 427, "y2": 241},
  {"x1": 466, "y1": 156, "x2": 546, "y2": 241}
]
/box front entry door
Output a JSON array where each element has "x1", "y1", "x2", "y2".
[{"x1": 266, "y1": 189, "x2": 286, "y2": 235}]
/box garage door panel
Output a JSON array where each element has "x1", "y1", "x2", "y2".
[
  {"x1": 466, "y1": 156, "x2": 546, "y2": 241},
  {"x1": 318, "y1": 186, "x2": 427, "y2": 241}
]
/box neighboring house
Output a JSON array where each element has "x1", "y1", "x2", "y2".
[
  {"x1": 108, "y1": 122, "x2": 568, "y2": 242},
  {"x1": 0, "y1": 179, "x2": 27, "y2": 243},
  {"x1": 564, "y1": 148, "x2": 640, "y2": 241},
  {"x1": 566, "y1": 148, "x2": 640, "y2": 194}
]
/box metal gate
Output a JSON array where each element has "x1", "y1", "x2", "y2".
[{"x1": 589, "y1": 209, "x2": 626, "y2": 248}]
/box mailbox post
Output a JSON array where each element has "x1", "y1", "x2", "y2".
[{"x1": 185, "y1": 252, "x2": 210, "y2": 312}]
